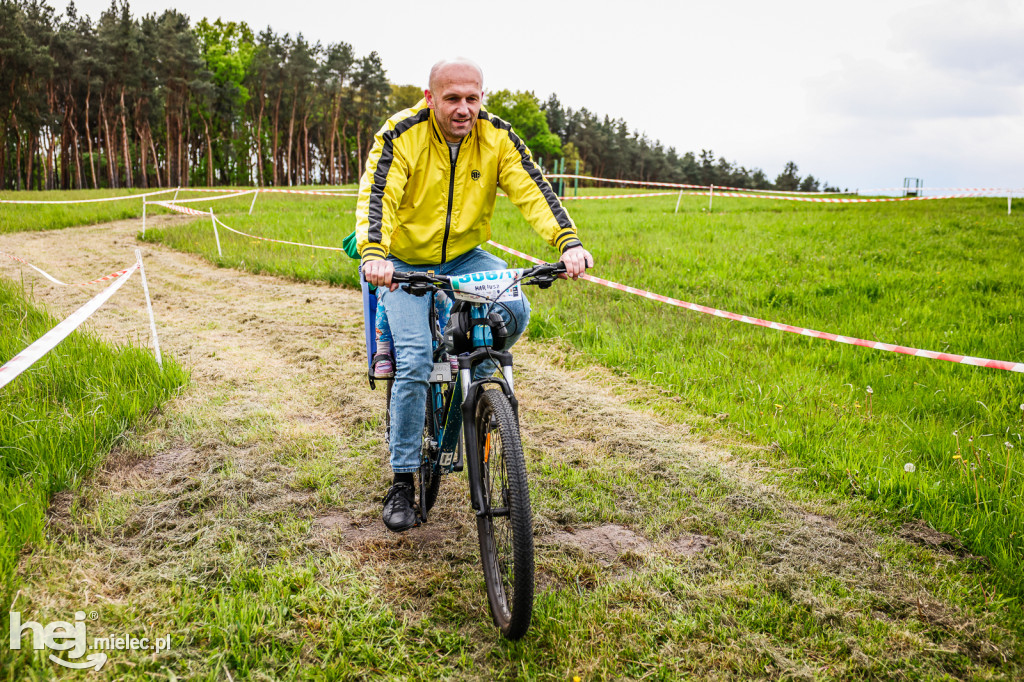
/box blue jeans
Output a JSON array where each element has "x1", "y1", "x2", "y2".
[{"x1": 377, "y1": 247, "x2": 531, "y2": 473}]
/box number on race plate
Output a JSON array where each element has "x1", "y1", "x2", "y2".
[{"x1": 449, "y1": 269, "x2": 524, "y2": 303}]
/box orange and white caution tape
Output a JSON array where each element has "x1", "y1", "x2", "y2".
[
  {"x1": 0, "y1": 261, "x2": 140, "y2": 389},
  {"x1": 257, "y1": 188, "x2": 357, "y2": 197},
  {"x1": 157, "y1": 190, "x2": 255, "y2": 204},
  {"x1": 679, "y1": 190, "x2": 998, "y2": 204},
  {"x1": 543, "y1": 189, "x2": 999, "y2": 203},
  {"x1": 487, "y1": 241, "x2": 1024, "y2": 374},
  {"x1": 0, "y1": 188, "x2": 179, "y2": 205},
  {"x1": 559, "y1": 191, "x2": 679, "y2": 200},
  {"x1": 1, "y1": 250, "x2": 133, "y2": 287},
  {"x1": 548, "y1": 174, "x2": 1022, "y2": 197},
  {"x1": 151, "y1": 201, "x2": 209, "y2": 216},
  {"x1": 212, "y1": 215, "x2": 346, "y2": 252}
]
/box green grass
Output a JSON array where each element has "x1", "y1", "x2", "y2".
[
  {"x1": 0, "y1": 186, "x2": 354, "y2": 234},
  {"x1": 0, "y1": 278, "x2": 187, "y2": 600},
  {"x1": 142, "y1": 190, "x2": 1024, "y2": 602},
  {"x1": 513, "y1": 194, "x2": 1024, "y2": 597}
]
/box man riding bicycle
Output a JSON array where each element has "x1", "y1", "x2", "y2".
[{"x1": 356, "y1": 58, "x2": 594, "y2": 532}]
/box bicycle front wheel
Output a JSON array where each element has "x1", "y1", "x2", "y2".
[{"x1": 473, "y1": 388, "x2": 534, "y2": 639}]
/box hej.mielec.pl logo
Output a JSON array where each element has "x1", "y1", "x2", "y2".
[{"x1": 9, "y1": 610, "x2": 172, "y2": 671}]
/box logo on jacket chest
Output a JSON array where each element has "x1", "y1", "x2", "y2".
[{"x1": 471, "y1": 170, "x2": 481, "y2": 181}]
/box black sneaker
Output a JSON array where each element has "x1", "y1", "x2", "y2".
[{"x1": 382, "y1": 482, "x2": 418, "y2": 532}]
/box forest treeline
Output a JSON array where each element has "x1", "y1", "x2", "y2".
[{"x1": 0, "y1": 0, "x2": 836, "y2": 192}]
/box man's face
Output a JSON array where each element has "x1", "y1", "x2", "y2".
[{"x1": 425, "y1": 64, "x2": 483, "y2": 143}]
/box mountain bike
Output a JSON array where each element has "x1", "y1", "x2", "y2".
[{"x1": 382, "y1": 261, "x2": 566, "y2": 640}]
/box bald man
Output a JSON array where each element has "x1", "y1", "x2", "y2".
[{"x1": 356, "y1": 58, "x2": 594, "y2": 532}]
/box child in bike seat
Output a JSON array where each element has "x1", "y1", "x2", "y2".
[{"x1": 345, "y1": 230, "x2": 452, "y2": 379}]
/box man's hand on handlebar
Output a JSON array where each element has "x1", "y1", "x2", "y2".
[
  {"x1": 363, "y1": 259, "x2": 398, "y2": 291},
  {"x1": 559, "y1": 245, "x2": 594, "y2": 280}
]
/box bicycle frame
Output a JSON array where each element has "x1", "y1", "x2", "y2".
[{"x1": 425, "y1": 302, "x2": 519, "y2": 516}]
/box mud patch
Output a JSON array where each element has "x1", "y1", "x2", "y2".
[
  {"x1": 313, "y1": 513, "x2": 380, "y2": 546},
  {"x1": 898, "y1": 519, "x2": 962, "y2": 553},
  {"x1": 668, "y1": 533, "x2": 715, "y2": 556},
  {"x1": 545, "y1": 524, "x2": 653, "y2": 564}
]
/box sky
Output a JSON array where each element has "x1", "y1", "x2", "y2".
[{"x1": 67, "y1": 0, "x2": 1024, "y2": 192}]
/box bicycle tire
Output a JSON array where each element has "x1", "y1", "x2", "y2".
[
  {"x1": 421, "y1": 387, "x2": 442, "y2": 515},
  {"x1": 473, "y1": 388, "x2": 534, "y2": 639}
]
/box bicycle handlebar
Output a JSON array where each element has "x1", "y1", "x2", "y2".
[{"x1": 389, "y1": 261, "x2": 571, "y2": 295}]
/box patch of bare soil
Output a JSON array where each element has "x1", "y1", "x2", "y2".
[
  {"x1": 543, "y1": 524, "x2": 714, "y2": 565},
  {"x1": 898, "y1": 519, "x2": 963, "y2": 553}
]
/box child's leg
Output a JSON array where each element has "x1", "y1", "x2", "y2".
[
  {"x1": 373, "y1": 300, "x2": 394, "y2": 377},
  {"x1": 434, "y1": 291, "x2": 452, "y2": 334}
]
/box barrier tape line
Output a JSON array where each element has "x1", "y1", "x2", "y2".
[
  {"x1": 257, "y1": 188, "x2": 358, "y2": 197},
  {"x1": 679, "y1": 190, "x2": 999, "y2": 204},
  {"x1": 547, "y1": 174, "x2": 1022, "y2": 196},
  {"x1": 1, "y1": 250, "x2": 133, "y2": 287},
  {"x1": 560, "y1": 192, "x2": 680, "y2": 201},
  {"x1": 0, "y1": 188, "x2": 179, "y2": 205},
  {"x1": 152, "y1": 201, "x2": 209, "y2": 216},
  {"x1": 532, "y1": 189, "x2": 1000, "y2": 204},
  {"x1": 155, "y1": 190, "x2": 256, "y2": 204},
  {"x1": 486, "y1": 241, "x2": 1024, "y2": 374},
  {"x1": 0, "y1": 261, "x2": 140, "y2": 390},
  {"x1": 213, "y1": 215, "x2": 346, "y2": 252},
  {"x1": 546, "y1": 174, "x2": 850, "y2": 195}
]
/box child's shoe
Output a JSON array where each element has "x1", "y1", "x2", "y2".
[{"x1": 372, "y1": 351, "x2": 394, "y2": 378}]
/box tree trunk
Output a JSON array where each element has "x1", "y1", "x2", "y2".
[
  {"x1": 253, "y1": 91, "x2": 266, "y2": 187},
  {"x1": 26, "y1": 132, "x2": 35, "y2": 191},
  {"x1": 69, "y1": 113, "x2": 83, "y2": 190},
  {"x1": 84, "y1": 82, "x2": 98, "y2": 189},
  {"x1": 203, "y1": 116, "x2": 213, "y2": 187},
  {"x1": 100, "y1": 97, "x2": 117, "y2": 188},
  {"x1": 271, "y1": 91, "x2": 281, "y2": 186},
  {"x1": 165, "y1": 108, "x2": 173, "y2": 187},
  {"x1": 328, "y1": 94, "x2": 339, "y2": 185},
  {"x1": 285, "y1": 90, "x2": 296, "y2": 186},
  {"x1": 302, "y1": 111, "x2": 310, "y2": 185},
  {"x1": 136, "y1": 118, "x2": 148, "y2": 189},
  {"x1": 340, "y1": 119, "x2": 349, "y2": 184},
  {"x1": 147, "y1": 123, "x2": 161, "y2": 188},
  {"x1": 119, "y1": 87, "x2": 133, "y2": 188}
]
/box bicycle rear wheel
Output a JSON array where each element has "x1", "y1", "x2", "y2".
[
  {"x1": 420, "y1": 389, "x2": 442, "y2": 515},
  {"x1": 473, "y1": 388, "x2": 533, "y2": 639}
]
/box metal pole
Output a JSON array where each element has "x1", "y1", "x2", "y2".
[
  {"x1": 210, "y1": 209, "x2": 222, "y2": 257},
  {"x1": 135, "y1": 249, "x2": 163, "y2": 369},
  {"x1": 173, "y1": 187, "x2": 179, "y2": 203},
  {"x1": 709, "y1": 184, "x2": 714, "y2": 212},
  {"x1": 249, "y1": 189, "x2": 260, "y2": 215},
  {"x1": 575, "y1": 159, "x2": 579, "y2": 196},
  {"x1": 1009, "y1": 194, "x2": 1013, "y2": 216},
  {"x1": 675, "y1": 189, "x2": 683, "y2": 214},
  {"x1": 142, "y1": 200, "x2": 147, "y2": 237}
]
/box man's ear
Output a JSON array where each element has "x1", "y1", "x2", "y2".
[{"x1": 424, "y1": 89, "x2": 434, "y2": 109}]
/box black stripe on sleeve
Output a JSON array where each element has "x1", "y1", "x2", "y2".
[
  {"x1": 483, "y1": 112, "x2": 574, "y2": 229},
  {"x1": 366, "y1": 108, "x2": 432, "y2": 244}
]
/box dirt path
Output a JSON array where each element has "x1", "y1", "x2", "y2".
[{"x1": 1, "y1": 218, "x2": 1018, "y2": 679}]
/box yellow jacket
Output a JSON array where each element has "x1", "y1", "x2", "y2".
[{"x1": 355, "y1": 99, "x2": 581, "y2": 266}]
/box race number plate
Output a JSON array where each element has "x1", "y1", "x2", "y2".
[{"x1": 450, "y1": 269, "x2": 524, "y2": 303}]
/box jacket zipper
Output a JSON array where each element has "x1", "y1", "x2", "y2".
[{"x1": 441, "y1": 155, "x2": 455, "y2": 263}]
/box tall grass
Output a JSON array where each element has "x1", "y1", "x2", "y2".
[
  {"x1": 143, "y1": 191, "x2": 1024, "y2": 597},
  {"x1": 0, "y1": 279, "x2": 187, "y2": 599}
]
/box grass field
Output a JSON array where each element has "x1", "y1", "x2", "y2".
[
  {"x1": 2, "y1": 190, "x2": 1023, "y2": 678},
  {"x1": 140, "y1": 189, "x2": 1024, "y2": 601},
  {"x1": 0, "y1": 278, "x2": 187, "y2": 601}
]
